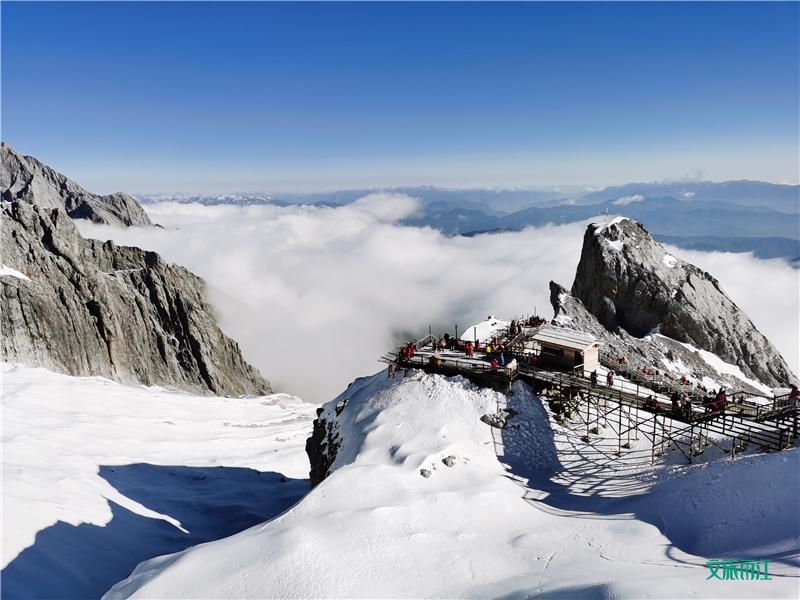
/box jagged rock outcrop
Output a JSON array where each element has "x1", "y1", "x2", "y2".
[
  {"x1": 1, "y1": 201, "x2": 270, "y2": 396},
  {"x1": 306, "y1": 408, "x2": 341, "y2": 487},
  {"x1": 1, "y1": 142, "x2": 152, "y2": 227},
  {"x1": 550, "y1": 281, "x2": 767, "y2": 393},
  {"x1": 568, "y1": 218, "x2": 796, "y2": 388}
]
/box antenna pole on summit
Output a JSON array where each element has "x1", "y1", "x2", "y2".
[{"x1": 455, "y1": 324, "x2": 458, "y2": 340}]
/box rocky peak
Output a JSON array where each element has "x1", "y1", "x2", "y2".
[
  {"x1": 569, "y1": 218, "x2": 796, "y2": 388},
  {"x1": 1, "y1": 201, "x2": 270, "y2": 396},
  {"x1": 1, "y1": 142, "x2": 152, "y2": 227}
]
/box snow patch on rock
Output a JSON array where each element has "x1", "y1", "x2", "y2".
[
  {"x1": 662, "y1": 253, "x2": 678, "y2": 268},
  {"x1": 676, "y1": 339, "x2": 773, "y2": 394},
  {"x1": 607, "y1": 239, "x2": 623, "y2": 251},
  {"x1": 0, "y1": 264, "x2": 31, "y2": 281},
  {"x1": 592, "y1": 215, "x2": 629, "y2": 235}
]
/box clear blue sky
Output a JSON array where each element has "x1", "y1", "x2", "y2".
[{"x1": 3, "y1": 1, "x2": 799, "y2": 193}]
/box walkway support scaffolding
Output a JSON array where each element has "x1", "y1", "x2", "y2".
[{"x1": 383, "y1": 325, "x2": 798, "y2": 460}]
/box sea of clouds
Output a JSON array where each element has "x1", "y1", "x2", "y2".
[{"x1": 79, "y1": 194, "x2": 799, "y2": 403}]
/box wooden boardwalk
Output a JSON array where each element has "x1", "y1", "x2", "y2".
[
  {"x1": 384, "y1": 330, "x2": 798, "y2": 455},
  {"x1": 394, "y1": 349, "x2": 518, "y2": 389},
  {"x1": 519, "y1": 365, "x2": 797, "y2": 454}
]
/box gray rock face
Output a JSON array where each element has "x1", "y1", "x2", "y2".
[
  {"x1": 549, "y1": 281, "x2": 760, "y2": 392},
  {"x1": 1, "y1": 201, "x2": 270, "y2": 396},
  {"x1": 569, "y1": 218, "x2": 796, "y2": 388},
  {"x1": 1, "y1": 142, "x2": 152, "y2": 227},
  {"x1": 306, "y1": 408, "x2": 340, "y2": 487}
]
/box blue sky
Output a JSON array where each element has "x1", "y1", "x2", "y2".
[{"x1": 2, "y1": 1, "x2": 799, "y2": 193}]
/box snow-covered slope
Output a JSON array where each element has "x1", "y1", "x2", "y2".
[
  {"x1": 106, "y1": 371, "x2": 799, "y2": 599},
  {"x1": 1, "y1": 364, "x2": 315, "y2": 599}
]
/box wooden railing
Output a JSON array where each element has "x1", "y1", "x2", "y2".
[{"x1": 397, "y1": 352, "x2": 518, "y2": 378}]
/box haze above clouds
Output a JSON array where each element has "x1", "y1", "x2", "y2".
[{"x1": 79, "y1": 196, "x2": 799, "y2": 403}]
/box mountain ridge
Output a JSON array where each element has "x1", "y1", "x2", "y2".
[
  {"x1": 0, "y1": 148, "x2": 269, "y2": 396},
  {"x1": 1, "y1": 142, "x2": 152, "y2": 227}
]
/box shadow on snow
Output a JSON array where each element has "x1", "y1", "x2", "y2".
[
  {"x1": 2, "y1": 463, "x2": 308, "y2": 600},
  {"x1": 498, "y1": 383, "x2": 800, "y2": 568}
]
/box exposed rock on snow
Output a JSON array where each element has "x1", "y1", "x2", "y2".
[
  {"x1": 1, "y1": 142, "x2": 152, "y2": 227},
  {"x1": 480, "y1": 408, "x2": 517, "y2": 429},
  {"x1": 305, "y1": 405, "x2": 341, "y2": 487},
  {"x1": 571, "y1": 219, "x2": 796, "y2": 387},
  {"x1": 1, "y1": 201, "x2": 270, "y2": 396}
]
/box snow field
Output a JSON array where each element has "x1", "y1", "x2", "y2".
[
  {"x1": 1, "y1": 363, "x2": 316, "y2": 598},
  {"x1": 107, "y1": 371, "x2": 799, "y2": 598}
]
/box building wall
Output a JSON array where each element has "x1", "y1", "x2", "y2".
[
  {"x1": 537, "y1": 343, "x2": 600, "y2": 372},
  {"x1": 584, "y1": 346, "x2": 600, "y2": 371},
  {"x1": 538, "y1": 344, "x2": 577, "y2": 371}
]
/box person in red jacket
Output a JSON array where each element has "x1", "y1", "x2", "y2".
[
  {"x1": 606, "y1": 370, "x2": 615, "y2": 387},
  {"x1": 717, "y1": 388, "x2": 727, "y2": 412}
]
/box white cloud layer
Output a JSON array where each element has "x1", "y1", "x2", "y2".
[
  {"x1": 79, "y1": 197, "x2": 799, "y2": 403},
  {"x1": 80, "y1": 196, "x2": 585, "y2": 402}
]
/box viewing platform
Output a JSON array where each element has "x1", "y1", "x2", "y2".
[{"x1": 383, "y1": 317, "x2": 798, "y2": 455}]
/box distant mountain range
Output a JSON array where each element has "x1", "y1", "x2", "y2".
[
  {"x1": 140, "y1": 180, "x2": 800, "y2": 263},
  {"x1": 573, "y1": 180, "x2": 799, "y2": 213}
]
